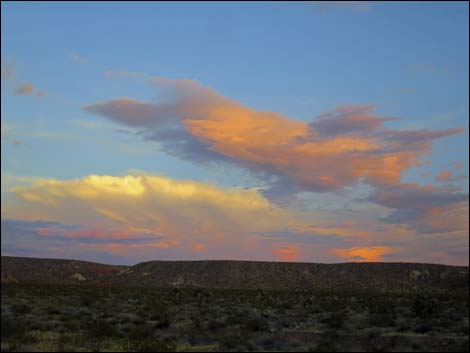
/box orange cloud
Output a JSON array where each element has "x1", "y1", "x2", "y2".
[
  {"x1": 436, "y1": 170, "x2": 453, "y2": 181},
  {"x1": 15, "y1": 83, "x2": 46, "y2": 97},
  {"x1": 34, "y1": 227, "x2": 148, "y2": 240},
  {"x1": 273, "y1": 244, "x2": 300, "y2": 262},
  {"x1": 15, "y1": 83, "x2": 33, "y2": 95},
  {"x1": 191, "y1": 242, "x2": 206, "y2": 252},
  {"x1": 331, "y1": 246, "x2": 391, "y2": 262},
  {"x1": 83, "y1": 77, "x2": 463, "y2": 194},
  {"x1": 435, "y1": 170, "x2": 466, "y2": 183}
]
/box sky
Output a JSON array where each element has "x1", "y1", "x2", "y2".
[{"x1": 1, "y1": 1, "x2": 469, "y2": 266}]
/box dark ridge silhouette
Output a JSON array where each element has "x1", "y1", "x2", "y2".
[{"x1": 2, "y1": 256, "x2": 468, "y2": 293}]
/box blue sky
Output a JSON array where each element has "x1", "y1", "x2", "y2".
[{"x1": 1, "y1": 2, "x2": 469, "y2": 265}]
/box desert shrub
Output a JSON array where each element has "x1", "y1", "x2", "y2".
[
  {"x1": 147, "y1": 300, "x2": 171, "y2": 328},
  {"x1": 244, "y1": 316, "x2": 268, "y2": 332},
  {"x1": 311, "y1": 336, "x2": 341, "y2": 353},
  {"x1": 324, "y1": 310, "x2": 345, "y2": 329},
  {"x1": 80, "y1": 293, "x2": 94, "y2": 307},
  {"x1": 412, "y1": 295, "x2": 436, "y2": 318},
  {"x1": 11, "y1": 303, "x2": 31, "y2": 315},
  {"x1": 84, "y1": 337, "x2": 105, "y2": 352},
  {"x1": 218, "y1": 334, "x2": 244, "y2": 350},
  {"x1": 190, "y1": 310, "x2": 204, "y2": 331},
  {"x1": 458, "y1": 337, "x2": 469, "y2": 352},
  {"x1": 1, "y1": 317, "x2": 27, "y2": 340},
  {"x1": 395, "y1": 317, "x2": 411, "y2": 332},
  {"x1": 413, "y1": 322, "x2": 434, "y2": 334},
  {"x1": 56, "y1": 333, "x2": 75, "y2": 352},
  {"x1": 128, "y1": 323, "x2": 154, "y2": 340},
  {"x1": 1, "y1": 341, "x2": 24, "y2": 352},
  {"x1": 365, "y1": 327, "x2": 387, "y2": 352},
  {"x1": 207, "y1": 319, "x2": 226, "y2": 331},
  {"x1": 47, "y1": 307, "x2": 61, "y2": 315},
  {"x1": 121, "y1": 338, "x2": 177, "y2": 352},
  {"x1": 368, "y1": 312, "x2": 394, "y2": 327},
  {"x1": 86, "y1": 320, "x2": 117, "y2": 338}
]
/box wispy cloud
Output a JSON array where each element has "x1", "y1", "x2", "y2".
[
  {"x1": 1, "y1": 63, "x2": 14, "y2": 81},
  {"x1": 71, "y1": 53, "x2": 88, "y2": 64},
  {"x1": 15, "y1": 82, "x2": 46, "y2": 97},
  {"x1": 435, "y1": 170, "x2": 466, "y2": 183},
  {"x1": 1, "y1": 122, "x2": 23, "y2": 146}
]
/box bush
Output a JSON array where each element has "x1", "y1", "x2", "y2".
[
  {"x1": 11, "y1": 304, "x2": 31, "y2": 315},
  {"x1": 324, "y1": 310, "x2": 345, "y2": 329},
  {"x1": 80, "y1": 294, "x2": 94, "y2": 307},
  {"x1": 245, "y1": 316, "x2": 268, "y2": 332},
  {"x1": 56, "y1": 333, "x2": 75, "y2": 352},
  {"x1": 86, "y1": 320, "x2": 117, "y2": 338},
  {"x1": 121, "y1": 338, "x2": 177, "y2": 352},
  {"x1": 1, "y1": 317, "x2": 27, "y2": 340},
  {"x1": 412, "y1": 295, "x2": 436, "y2": 318},
  {"x1": 413, "y1": 322, "x2": 433, "y2": 334},
  {"x1": 128, "y1": 323, "x2": 154, "y2": 340}
]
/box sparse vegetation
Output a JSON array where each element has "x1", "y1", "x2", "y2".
[{"x1": 1, "y1": 257, "x2": 468, "y2": 352}]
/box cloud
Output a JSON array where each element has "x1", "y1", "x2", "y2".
[
  {"x1": 191, "y1": 242, "x2": 206, "y2": 252},
  {"x1": 371, "y1": 183, "x2": 469, "y2": 234},
  {"x1": 15, "y1": 83, "x2": 34, "y2": 95},
  {"x1": 309, "y1": 105, "x2": 400, "y2": 136},
  {"x1": 1, "y1": 63, "x2": 14, "y2": 80},
  {"x1": 1, "y1": 122, "x2": 13, "y2": 139},
  {"x1": 34, "y1": 226, "x2": 156, "y2": 242},
  {"x1": 79, "y1": 76, "x2": 469, "y2": 240},
  {"x1": 15, "y1": 83, "x2": 46, "y2": 97},
  {"x1": 83, "y1": 97, "x2": 174, "y2": 127},
  {"x1": 82, "y1": 76, "x2": 464, "y2": 195},
  {"x1": 435, "y1": 170, "x2": 466, "y2": 183},
  {"x1": 1, "y1": 122, "x2": 23, "y2": 146},
  {"x1": 272, "y1": 244, "x2": 300, "y2": 262},
  {"x1": 436, "y1": 170, "x2": 453, "y2": 182},
  {"x1": 0, "y1": 219, "x2": 176, "y2": 265},
  {"x1": 71, "y1": 53, "x2": 88, "y2": 64},
  {"x1": 331, "y1": 246, "x2": 392, "y2": 262},
  {"x1": 4, "y1": 174, "x2": 307, "y2": 241}
]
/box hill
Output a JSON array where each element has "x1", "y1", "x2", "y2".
[
  {"x1": 1, "y1": 256, "x2": 468, "y2": 293},
  {"x1": 1, "y1": 256, "x2": 127, "y2": 284}
]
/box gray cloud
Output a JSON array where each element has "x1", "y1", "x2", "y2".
[
  {"x1": 370, "y1": 183, "x2": 469, "y2": 233},
  {"x1": 310, "y1": 105, "x2": 400, "y2": 137}
]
